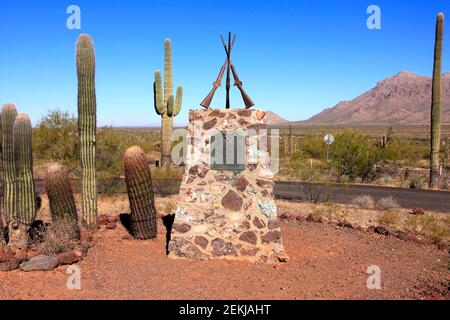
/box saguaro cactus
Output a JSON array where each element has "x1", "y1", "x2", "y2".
[
  {"x1": 123, "y1": 146, "x2": 157, "y2": 239},
  {"x1": 1, "y1": 103, "x2": 17, "y2": 224},
  {"x1": 76, "y1": 34, "x2": 97, "y2": 226},
  {"x1": 0, "y1": 112, "x2": 3, "y2": 229},
  {"x1": 154, "y1": 39, "x2": 183, "y2": 166},
  {"x1": 13, "y1": 113, "x2": 36, "y2": 225},
  {"x1": 430, "y1": 13, "x2": 444, "y2": 188},
  {"x1": 44, "y1": 163, "x2": 77, "y2": 223}
]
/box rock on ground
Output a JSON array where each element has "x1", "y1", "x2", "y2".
[{"x1": 19, "y1": 254, "x2": 59, "y2": 272}]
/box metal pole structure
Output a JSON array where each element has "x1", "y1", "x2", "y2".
[{"x1": 225, "y1": 32, "x2": 231, "y2": 109}]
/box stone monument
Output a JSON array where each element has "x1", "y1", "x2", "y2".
[
  {"x1": 168, "y1": 108, "x2": 288, "y2": 262},
  {"x1": 168, "y1": 33, "x2": 288, "y2": 262}
]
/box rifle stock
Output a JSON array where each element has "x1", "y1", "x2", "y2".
[
  {"x1": 231, "y1": 64, "x2": 254, "y2": 108},
  {"x1": 200, "y1": 63, "x2": 226, "y2": 108},
  {"x1": 200, "y1": 87, "x2": 218, "y2": 108}
]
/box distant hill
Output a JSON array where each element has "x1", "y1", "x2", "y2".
[
  {"x1": 304, "y1": 71, "x2": 450, "y2": 124},
  {"x1": 265, "y1": 111, "x2": 287, "y2": 124}
]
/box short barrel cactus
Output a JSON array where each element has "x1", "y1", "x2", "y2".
[
  {"x1": 44, "y1": 163, "x2": 78, "y2": 223},
  {"x1": 123, "y1": 146, "x2": 157, "y2": 239}
]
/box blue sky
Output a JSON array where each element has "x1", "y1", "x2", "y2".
[{"x1": 0, "y1": 0, "x2": 449, "y2": 126}]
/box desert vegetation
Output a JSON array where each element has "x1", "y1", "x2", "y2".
[{"x1": 278, "y1": 127, "x2": 449, "y2": 190}]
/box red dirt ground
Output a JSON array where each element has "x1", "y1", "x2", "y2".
[{"x1": 0, "y1": 219, "x2": 448, "y2": 300}]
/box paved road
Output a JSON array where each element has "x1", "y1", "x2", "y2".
[
  {"x1": 34, "y1": 179, "x2": 450, "y2": 212},
  {"x1": 274, "y1": 181, "x2": 450, "y2": 212}
]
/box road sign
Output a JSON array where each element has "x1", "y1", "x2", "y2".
[{"x1": 324, "y1": 133, "x2": 334, "y2": 145}]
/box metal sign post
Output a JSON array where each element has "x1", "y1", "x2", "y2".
[{"x1": 324, "y1": 133, "x2": 334, "y2": 162}]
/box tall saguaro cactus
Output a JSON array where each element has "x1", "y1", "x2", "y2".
[
  {"x1": 123, "y1": 146, "x2": 157, "y2": 239},
  {"x1": 430, "y1": 13, "x2": 444, "y2": 188},
  {"x1": 13, "y1": 113, "x2": 36, "y2": 225},
  {"x1": 154, "y1": 39, "x2": 183, "y2": 166},
  {"x1": 1, "y1": 103, "x2": 18, "y2": 224},
  {"x1": 76, "y1": 34, "x2": 97, "y2": 226}
]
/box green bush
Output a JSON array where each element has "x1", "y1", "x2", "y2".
[
  {"x1": 33, "y1": 109, "x2": 78, "y2": 171},
  {"x1": 330, "y1": 129, "x2": 382, "y2": 182},
  {"x1": 409, "y1": 176, "x2": 426, "y2": 189},
  {"x1": 33, "y1": 110, "x2": 159, "y2": 194}
]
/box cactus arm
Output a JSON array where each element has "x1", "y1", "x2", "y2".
[
  {"x1": 76, "y1": 34, "x2": 97, "y2": 227},
  {"x1": 173, "y1": 86, "x2": 183, "y2": 117},
  {"x1": 166, "y1": 95, "x2": 175, "y2": 117},
  {"x1": 13, "y1": 113, "x2": 36, "y2": 225},
  {"x1": 164, "y1": 39, "x2": 173, "y2": 104},
  {"x1": 154, "y1": 70, "x2": 165, "y2": 115}
]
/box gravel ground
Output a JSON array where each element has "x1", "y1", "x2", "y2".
[{"x1": 0, "y1": 217, "x2": 447, "y2": 300}]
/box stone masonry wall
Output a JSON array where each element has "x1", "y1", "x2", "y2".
[{"x1": 168, "y1": 108, "x2": 288, "y2": 263}]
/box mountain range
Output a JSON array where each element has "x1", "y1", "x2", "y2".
[{"x1": 303, "y1": 71, "x2": 450, "y2": 124}]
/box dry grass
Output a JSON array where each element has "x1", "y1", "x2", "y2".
[
  {"x1": 351, "y1": 195, "x2": 375, "y2": 209},
  {"x1": 315, "y1": 203, "x2": 349, "y2": 222},
  {"x1": 404, "y1": 214, "x2": 449, "y2": 244},
  {"x1": 0, "y1": 231, "x2": 7, "y2": 250},
  {"x1": 377, "y1": 196, "x2": 400, "y2": 210},
  {"x1": 33, "y1": 219, "x2": 79, "y2": 255},
  {"x1": 378, "y1": 210, "x2": 401, "y2": 228},
  {"x1": 276, "y1": 199, "x2": 450, "y2": 245}
]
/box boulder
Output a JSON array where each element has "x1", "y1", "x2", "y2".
[
  {"x1": 20, "y1": 254, "x2": 59, "y2": 272},
  {"x1": 0, "y1": 259, "x2": 23, "y2": 272},
  {"x1": 57, "y1": 251, "x2": 81, "y2": 265}
]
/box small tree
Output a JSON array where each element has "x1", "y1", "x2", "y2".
[{"x1": 331, "y1": 129, "x2": 382, "y2": 182}]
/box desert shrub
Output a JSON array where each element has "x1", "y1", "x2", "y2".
[
  {"x1": 424, "y1": 221, "x2": 448, "y2": 244},
  {"x1": 97, "y1": 127, "x2": 158, "y2": 194},
  {"x1": 151, "y1": 167, "x2": 183, "y2": 197},
  {"x1": 409, "y1": 176, "x2": 426, "y2": 189},
  {"x1": 378, "y1": 210, "x2": 400, "y2": 228},
  {"x1": 320, "y1": 203, "x2": 347, "y2": 222},
  {"x1": 331, "y1": 129, "x2": 382, "y2": 182},
  {"x1": 403, "y1": 215, "x2": 421, "y2": 233},
  {"x1": 383, "y1": 175, "x2": 392, "y2": 185},
  {"x1": 299, "y1": 167, "x2": 340, "y2": 204},
  {"x1": 403, "y1": 214, "x2": 448, "y2": 243},
  {"x1": 351, "y1": 195, "x2": 375, "y2": 209},
  {"x1": 34, "y1": 220, "x2": 79, "y2": 255},
  {"x1": 376, "y1": 196, "x2": 400, "y2": 210},
  {"x1": 34, "y1": 110, "x2": 159, "y2": 194},
  {"x1": 382, "y1": 137, "x2": 429, "y2": 163},
  {"x1": 33, "y1": 109, "x2": 78, "y2": 171},
  {"x1": 298, "y1": 135, "x2": 326, "y2": 159},
  {"x1": 439, "y1": 178, "x2": 449, "y2": 190},
  {"x1": 96, "y1": 126, "x2": 127, "y2": 194}
]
